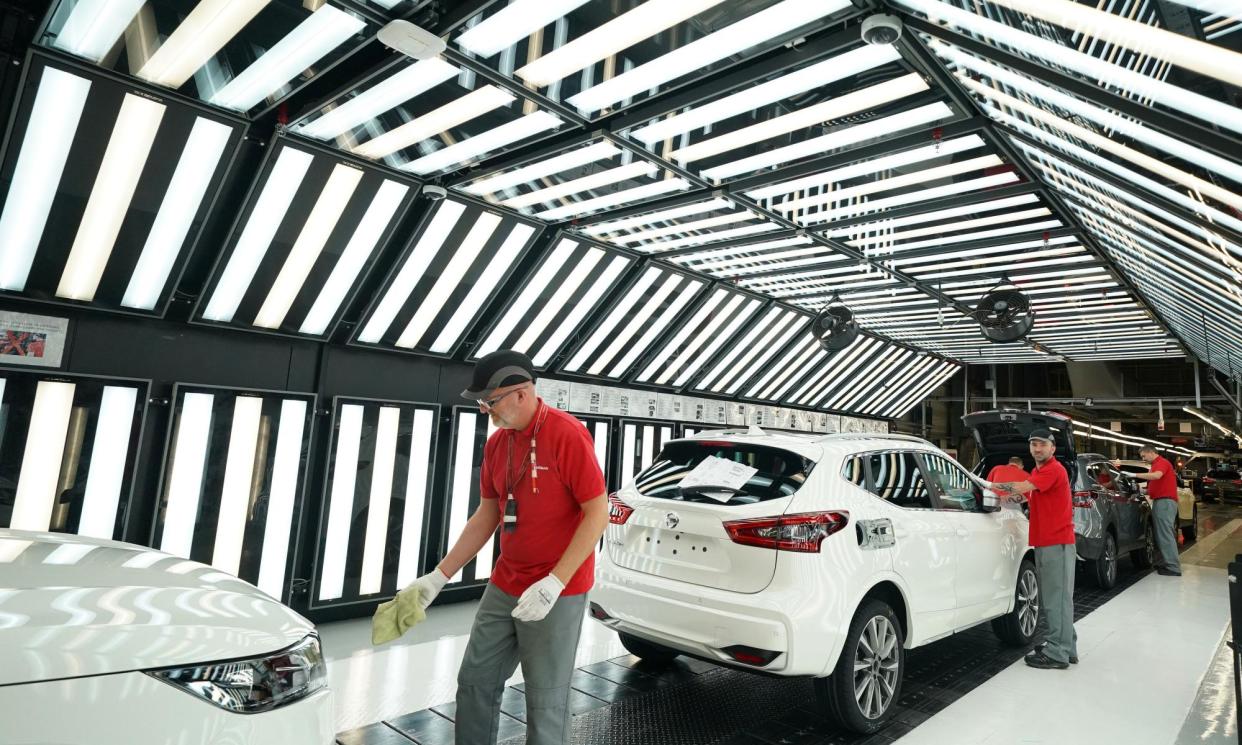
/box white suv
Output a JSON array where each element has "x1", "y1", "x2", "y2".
[{"x1": 591, "y1": 430, "x2": 1036, "y2": 734}]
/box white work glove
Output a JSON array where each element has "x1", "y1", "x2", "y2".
[
  {"x1": 511, "y1": 574, "x2": 565, "y2": 622},
  {"x1": 401, "y1": 567, "x2": 449, "y2": 610}
]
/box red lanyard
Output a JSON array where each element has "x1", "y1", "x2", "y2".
[{"x1": 505, "y1": 404, "x2": 548, "y2": 498}]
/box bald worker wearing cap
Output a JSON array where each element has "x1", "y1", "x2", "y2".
[{"x1": 399, "y1": 350, "x2": 609, "y2": 744}]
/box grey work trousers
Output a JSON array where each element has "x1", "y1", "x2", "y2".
[
  {"x1": 1034, "y1": 544, "x2": 1078, "y2": 664},
  {"x1": 455, "y1": 583, "x2": 587, "y2": 745},
  {"x1": 1152, "y1": 498, "x2": 1182, "y2": 573}
]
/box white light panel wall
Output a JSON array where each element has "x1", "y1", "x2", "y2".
[
  {"x1": 314, "y1": 399, "x2": 438, "y2": 607},
  {"x1": 619, "y1": 420, "x2": 676, "y2": 489},
  {"x1": 197, "y1": 139, "x2": 417, "y2": 337},
  {"x1": 0, "y1": 372, "x2": 146, "y2": 540},
  {"x1": 355, "y1": 198, "x2": 541, "y2": 355},
  {"x1": 632, "y1": 287, "x2": 766, "y2": 388},
  {"x1": 690, "y1": 306, "x2": 809, "y2": 395},
  {"x1": 153, "y1": 385, "x2": 314, "y2": 602},
  {"x1": 444, "y1": 408, "x2": 501, "y2": 585}
]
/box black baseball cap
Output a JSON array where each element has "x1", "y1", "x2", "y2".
[
  {"x1": 461, "y1": 350, "x2": 537, "y2": 399},
  {"x1": 1028, "y1": 428, "x2": 1055, "y2": 443}
]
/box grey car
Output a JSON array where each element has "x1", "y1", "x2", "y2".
[
  {"x1": 1203, "y1": 468, "x2": 1242, "y2": 502},
  {"x1": 963, "y1": 410, "x2": 1154, "y2": 590}
]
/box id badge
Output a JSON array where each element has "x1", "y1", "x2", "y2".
[{"x1": 503, "y1": 494, "x2": 518, "y2": 532}]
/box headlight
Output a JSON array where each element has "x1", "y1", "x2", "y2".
[{"x1": 145, "y1": 634, "x2": 327, "y2": 714}]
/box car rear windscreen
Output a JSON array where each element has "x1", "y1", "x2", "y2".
[
  {"x1": 1208, "y1": 470, "x2": 1241, "y2": 479},
  {"x1": 634, "y1": 441, "x2": 815, "y2": 505}
]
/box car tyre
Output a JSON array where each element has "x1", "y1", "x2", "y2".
[
  {"x1": 1182, "y1": 505, "x2": 1198, "y2": 542},
  {"x1": 618, "y1": 632, "x2": 679, "y2": 665},
  {"x1": 1093, "y1": 532, "x2": 1119, "y2": 588},
  {"x1": 1130, "y1": 525, "x2": 1155, "y2": 570},
  {"x1": 992, "y1": 557, "x2": 1039, "y2": 646},
  {"x1": 814, "y1": 598, "x2": 904, "y2": 735}
]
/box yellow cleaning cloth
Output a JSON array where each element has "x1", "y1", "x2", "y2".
[{"x1": 371, "y1": 588, "x2": 427, "y2": 645}]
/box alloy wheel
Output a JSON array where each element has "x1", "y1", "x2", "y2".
[
  {"x1": 853, "y1": 615, "x2": 899, "y2": 719},
  {"x1": 1104, "y1": 539, "x2": 1117, "y2": 585},
  {"x1": 1017, "y1": 568, "x2": 1040, "y2": 638}
]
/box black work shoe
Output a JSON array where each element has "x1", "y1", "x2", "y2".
[
  {"x1": 1025, "y1": 651, "x2": 1069, "y2": 669},
  {"x1": 1032, "y1": 644, "x2": 1078, "y2": 664},
  {"x1": 1156, "y1": 568, "x2": 1182, "y2": 576}
]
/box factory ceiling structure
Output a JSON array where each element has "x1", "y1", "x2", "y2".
[{"x1": 0, "y1": 0, "x2": 1240, "y2": 429}]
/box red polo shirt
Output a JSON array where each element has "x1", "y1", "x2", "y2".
[
  {"x1": 481, "y1": 402, "x2": 606, "y2": 597},
  {"x1": 987, "y1": 464, "x2": 1030, "y2": 483},
  {"x1": 1026, "y1": 458, "x2": 1075, "y2": 547},
  {"x1": 1147, "y1": 456, "x2": 1178, "y2": 500}
]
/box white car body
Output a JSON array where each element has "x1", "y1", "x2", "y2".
[
  {"x1": 0, "y1": 529, "x2": 333, "y2": 744},
  {"x1": 593, "y1": 432, "x2": 1031, "y2": 678}
]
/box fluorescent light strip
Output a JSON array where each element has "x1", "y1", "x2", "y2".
[
  {"x1": 299, "y1": 180, "x2": 409, "y2": 336},
  {"x1": 10, "y1": 382, "x2": 76, "y2": 531},
  {"x1": 582, "y1": 198, "x2": 733, "y2": 235},
  {"x1": 676, "y1": 236, "x2": 813, "y2": 265},
  {"x1": 828, "y1": 194, "x2": 1042, "y2": 238},
  {"x1": 746, "y1": 135, "x2": 986, "y2": 201},
  {"x1": 622, "y1": 424, "x2": 637, "y2": 487},
  {"x1": 773, "y1": 154, "x2": 1005, "y2": 214},
  {"x1": 456, "y1": 0, "x2": 592, "y2": 57},
  {"x1": 767, "y1": 340, "x2": 832, "y2": 401},
  {"x1": 54, "y1": 0, "x2": 146, "y2": 61},
  {"x1": 254, "y1": 163, "x2": 364, "y2": 329},
  {"x1": 123, "y1": 117, "x2": 233, "y2": 310},
  {"x1": 672, "y1": 74, "x2": 929, "y2": 164},
  {"x1": 354, "y1": 86, "x2": 515, "y2": 160},
  {"x1": 359, "y1": 406, "x2": 399, "y2": 595},
  {"x1": 0, "y1": 69, "x2": 90, "y2": 292},
  {"x1": 397, "y1": 409, "x2": 434, "y2": 589},
  {"x1": 592, "y1": 423, "x2": 609, "y2": 477},
  {"x1": 397, "y1": 212, "x2": 503, "y2": 348},
  {"x1": 77, "y1": 386, "x2": 138, "y2": 540},
  {"x1": 533, "y1": 255, "x2": 630, "y2": 367},
  {"x1": 358, "y1": 200, "x2": 466, "y2": 343},
  {"x1": 161, "y1": 392, "x2": 215, "y2": 559},
  {"x1": 203, "y1": 147, "x2": 314, "y2": 322},
  {"x1": 607, "y1": 278, "x2": 703, "y2": 377},
  {"x1": 799, "y1": 173, "x2": 1021, "y2": 225},
  {"x1": 702, "y1": 102, "x2": 953, "y2": 181},
  {"x1": 847, "y1": 210, "x2": 1053, "y2": 250},
  {"x1": 988, "y1": 0, "x2": 1242, "y2": 89},
  {"x1": 430, "y1": 222, "x2": 534, "y2": 353},
  {"x1": 138, "y1": 0, "x2": 270, "y2": 87},
  {"x1": 448, "y1": 412, "x2": 476, "y2": 582},
  {"x1": 512, "y1": 247, "x2": 602, "y2": 355},
  {"x1": 57, "y1": 93, "x2": 165, "y2": 301},
  {"x1": 464, "y1": 142, "x2": 620, "y2": 195},
  {"x1": 210, "y1": 5, "x2": 365, "y2": 111},
  {"x1": 893, "y1": 0, "x2": 1242, "y2": 137},
  {"x1": 709, "y1": 311, "x2": 804, "y2": 393},
  {"x1": 892, "y1": 235, "x2": 1079, "y2": 267},
  {"x1": 808, "y1": 341, "x2": 880, "y2": 407},
  {"x1": 671, "y1": 297, "x2": 761, "y2": 387},
  {"x1": 747, "y1": 337, "x2": 816, "y2": 398},
  {"x1": 517, "y1": 0, "x2": 726, "y2": 86},
  {"x1": 834, "y1": 348, "x2": 905, "y2": 410},
  {"x1": 535, "y1": 178, "x2": 691, "y2": 221},
  {"x1": 257, "y1": 398, "x2": 305, "y2": 599},
  {"x1": 630, "y1": 44, "x2": 901, "y2": 145},
  {"x1": 637, "y1": 223, "x2": 777, "y2": 253},
  {"x1": 613, "y1": 211, "x2": 755, "y2": 244},
  {"x1": 589, "y1": 273, "x2": 684, "y2": 375},
  {"x1": 212, "y1": 396, "x2": 264, "y2": 576},
  {"x1": 567, "y1": 0, "x2": 851, "y2": 113},
  {"x1": 478, "y1": 239, "x2": 580, "y2": 357},
  {"x1": 891, "y1": 363, "x2": 959, "y2": 418},
  {"x1": 932, "y1": 41, "x2": 1242, "y2": 189},
  {"x1": 319, "y1": 403, "x2": 362, "y2": 600},
  {"x1": 298, "y1": 58, "x2": 459, "y2": 141},
  {"x1": 565, "y1": 267, "x2": 659, "y2": 371},
  {"x1": 502, "y1": 161, "x2": 656, "y2": 209},
  {"x1": 709, "y1": 248, "x2": 846, "y2": 277},
  {"x1": 641, "y1": 426, "x2": 655, "y2": 471},
  {"x1": 862, "y1": 357, "x2": 936, "y2": 415},
  {"x1": 639, "y1": 289, "x2": 730, "y2": 381},
  {"x1": 404, "y1": 111, "x2": 563, "y2": 175}
]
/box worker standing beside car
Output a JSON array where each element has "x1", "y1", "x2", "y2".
[
  {"x1": 986, "y1": 456, "x2": 1029, "y2": 483},
  {"x1": 990, "y1": 428, "x2": 1078, "y2": 670},
  {"x1": 1117, "y1": 446, "x2": 1181, "y2": 577},
  {"x1": 400, "y1": 350, "x2": 609, "y2": 745}
]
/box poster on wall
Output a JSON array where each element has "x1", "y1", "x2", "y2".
[
  {"x1": 689, "y1": 397, "x2": 709, "y2": 423},
  {"x1": 637, "y1": 391, "x2": 659, "y2": 419},
  {"x1": 773, "y1": 407, "x2": 791, "y2": 430},
  {"x1": 570, "y1": 383, "x2": 605, "y2": 414},
  {"x1": 537, "y1": 378, "x2": 572, "y2": 410},
  {"x1": 0, "y1": 311, "x2": 68, "y2": 368},
  {"x1": 728, "y1": 403, "x2": 749, "y2": 426}
]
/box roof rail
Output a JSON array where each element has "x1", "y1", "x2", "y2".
[{"x1": 815, "y1": 433, "x2": 931, "y2": 444}]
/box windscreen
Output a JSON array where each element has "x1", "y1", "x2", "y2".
[{"x1": 633, "y1": 441, "x2": 815, "y2": 505}]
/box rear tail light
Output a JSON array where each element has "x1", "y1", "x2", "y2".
[
  {"x1": 722, "y1": 644, "x2": 781, "y2": 667},
  {"x1": 1203, "y1": 477, "x2": 1215, "y2": 484},
  {"x1": 722, "y1": 511, "x2": 849, "y2": 553},
  {"x1": 608, "y1": 493, "x2": 634, "y2": 525},
  {"x1": 1233, "y1": 480, "x2": 1242, "y2": 486},
  {"x1": 1072, "y1": 490, "x2": 1096, "y2": 508}
]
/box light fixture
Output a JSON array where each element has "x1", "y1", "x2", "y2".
[
  {"x1": 122, "y1": 117, "x2": 234, "y2": 310},
  {"x1": 613, "y1": 210, "x2": 757, "y2": 245},
  {"x1": 209, "y1": 5, "x2": 365, "y2": 111},
  {"x1": 359, "y1": 406, "x2": 399, "y2": 595},
  {"x1": 530, "y1": 256, "x2": 631, "y2": 367},
  {"x1": 297, "y1": 58, "x2": 460, "y2": 140},
  {"x1": 635, "y1": 223, "x2": 776, "y2": 253},
  {"x1": 202, "y1": 147, "x2": 315, "y2": 322},
  {"x1": 211, "y1": 396, "x2": 264, "y2": 576},
  {"x1": 0, "y1": 68, "x2": 91, "y2": 292},
  {"x1": 254, "y1": 163, "x2": 364, "y2": 329},
  {"x1": 797, "y1": 172, "x2": 1020, "y2": 225},
  {"x1": 402, "y1": 111, "x2": 562, "y2": 175},
  {"x1": 161, "y1": 392, "x2": 215, "y2": 559},
  {"x1": 511, "y1": 247, "x2": 604, "y2": 355},
  {"x1": 501, "y1": 161, "x2": 657, "y2": 209},
  {"x1": 319, "y1": 404, "x2": 363, "y2": 600},
  {"x1": 702, "y1": 101, "x2": 953, "y2": 181},
  {"x1": 534, "y1": 178, "x2": 691, "y2": 221},
  {"x1": 566, "y1": 0, "x2": 851, "y2": 113},
  {"x1": 10, "y1": 381, "x2": 76, "y2": 531},
  {"x1": 396, "y1": 409, "x2": 434, "y2": 588},
  {"x1": 697, "y1": 308, "x2": 804, "y2": 393},
  {"x1": 671, "y1": 73, "x2": 929, "y2": 164},
  {"x1": 601, "y1": 275, "x2": 701, "y2": 377},
  {"x1": 429, "y1": 222, "x2": 534, "y2": 352},
  {"x1": 1184, "y1": 406, "x2": 1242, "y2": 445},
  {"x1": 628, "y1": 44, "x2": 901, "y2": 145},
  {"x1": 845, "y1": 209, "x2": 1054, "y2": 251},
  {"x1": 581, "y1": 197, "x2": 733, "y2": 235},
  {"x1": 516, "y1": 0, "x2": 727, "y2": 87},
  {"x1": 447, "y1": 412, "x2": 478, "y2": 581},
  {"x1": 463, "y1": 142, "x2": 621, "y2": 196},
  {"x1": 353, "y1": 85, "x2": 515, "y2": 160},
  {"x1": 771, "y1": 154, "x2": 1005, "y2": 214},
  {"x1": 669, "y1": 297, "x2": 761, "y2": 387},
  {"x1": 77, "y1": 386, "x2": 139, "y2": 539},
  {"x1": 53, "y1": 0, "x2": 146, "y2": 61},
  {"x1": 137, "y1": 0, "x2": 271, "y2": 88},
  {"x1": 637, "y1": 289, "x2": 731, "y2": 382},
  {"x1": 828, "y1": 194, "x2": 1042, "y2": 238},
  {"x1": 257, "y1": 398, "x2": 306, "y2": 599},
  {"x1": 455, "y1": 0, "x2": 592, "y2": 58},
  {"x1": 564, "y1": 268, "x2": 661, "y2": 371}
]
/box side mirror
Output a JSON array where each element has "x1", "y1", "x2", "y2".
[{"x1": 981, "y1": 490, "x2": 1002, "y2": 512}]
